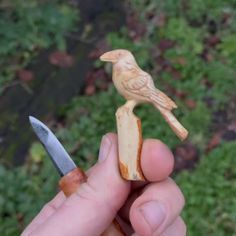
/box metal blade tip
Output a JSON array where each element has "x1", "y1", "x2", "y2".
[
  {"x1": 29, "y1": 116, "x2": 49, "y2": 143},
  {"x1": 29, "y1": 115, "x2": 37, "y2": 124},
  {"x1": 29, "y1": 115, "x2": 77, "y2": 176}
]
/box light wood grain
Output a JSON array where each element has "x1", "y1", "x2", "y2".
[
  {"x1": 116, "y1": 105, "x2": 145, "y2": 181},
  {"x1": 100, "y1": 49, "x2": 188, "y2": 180}
]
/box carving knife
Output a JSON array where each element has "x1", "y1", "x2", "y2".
[{"x1": 29, "y1": 116, "x2": 125, "y2": 235}]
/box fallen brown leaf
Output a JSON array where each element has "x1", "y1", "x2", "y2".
[
  {"x1": 17, "y1": 69, "x2": 34, "y2": 82},
  {"x1": 126, "y1": 13, "x2": 146, "y2": 41},
  {"x1": 158, "y1": 39, "x2": 175, "y2": 52},
  {"x1": 206, "y1": 132, "x2": 222, "y2": 153},
  {"x1": 228, "y1": 121, "x2": 236, "y2": 132},
  {"x1": 185, "y1": 99, "x2": 197, "y2": 109},
  {"x1": 156, "y1": 12, "x2": 167, "y2": 27},
  {"x1": 176, "y1": 91, "x2": 187, "y2": 99},
  {"x1": 174, "y1": 143, "x2": 199, "y2": 172},
  {"x1": 201, "y1": 78, "x2": 213, "y2": 88},
  {"x1": 85, "y1": 68, "x2": 110, "y2": 94},
  {"x1": 88, "y1": 40, "x2": 110, "y2": 59},
  {"x1": 205, "y1": 35, "x2": 220, "y2": 48},
  {"x1": 222, "y1": 130, "x2": 236, "y2": 141},
  {"x1": 176, "y1": 57, "x2": 186, "y2": 66},
  {"x1": 49, "y1": 51, "x2": 74, "y2": 68},
  {"x1": 222, "y1": 12, "x2": 232, "y2": 25},
  {"x1": 85, "y1": 85, "x2": 96, "y2": 96}
]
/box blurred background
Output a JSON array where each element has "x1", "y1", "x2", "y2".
[{"x1": 0, "y1": 0, "x2": 236, "y2": 235}]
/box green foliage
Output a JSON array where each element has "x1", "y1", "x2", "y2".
[
  {"x1": 219, "y1": 35, "x2": 236, "y2": 56},
  {"x1": 130, "y1": 0, "x2": 236, "y2": 22},
  {"x1": 106, "y1": 31, "x2": 152, "y2": 68},
  {"x1": 182, "y1": 102, "x2": 211, "y2": 149},
  {"x1": 218, "y1": 35, "x2": 236, "y2": 66},
  {"x1": 30, "y1": 142, "x2": 46, "y2": 163},
  {"x1": 164, "y1": 18, "x2": 203, "y2": 54},
  {"x1": 177, "y1": 141, "x2": 236, "y2": 235},
  {"x1": 0, "y1": 0, "x2": 79, "y2": 94},
  {"x1": 0, "y1": 151, "x2": 57, "y2": 235},
  {"x1": 205, "y1": 61, "x2": 236, "y2": 104}
]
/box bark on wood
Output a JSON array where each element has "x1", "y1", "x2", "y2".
[
  {"x1": 116, "y1": 105, "x2": 145, "y2": 181},
  {"x1": 59, "y1": 167, "x2": 86, "y2": 197}
]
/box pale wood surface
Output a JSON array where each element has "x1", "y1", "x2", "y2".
[
  {"x1": 116, "y1": 105, "x2": 145, "y2": 181},
  {"x1": 100, "y1": 49, "x2": 188, "y2": 181}
]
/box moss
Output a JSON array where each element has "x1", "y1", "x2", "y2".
[{"x1": 177, "y1": 141, "x2": 236, "y2": 235}]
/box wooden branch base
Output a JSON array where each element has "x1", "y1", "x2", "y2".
[{"x1": 116, "y1": 106, "x2": 145, "y2": 181}]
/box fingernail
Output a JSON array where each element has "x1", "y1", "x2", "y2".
[
  {"x1": 98, "y1": 135, "x2": 112, "y2": 163},
  {"x1": 139, "y1": 201, "x2": 166, "y2": 232}
]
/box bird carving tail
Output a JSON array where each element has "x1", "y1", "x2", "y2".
[{"x1": 156, "y1": 106, "x2": 188, "y2": 141}]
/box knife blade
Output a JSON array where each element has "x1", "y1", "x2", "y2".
[{"x1": 29, "y1": 116, "x2": 77, "y2": 176}]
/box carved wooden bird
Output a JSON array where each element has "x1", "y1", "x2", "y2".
[{"x1": 100, "y1": 49, "x2": 188, "y2": 140}]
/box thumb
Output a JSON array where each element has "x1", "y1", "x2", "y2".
[{"x1": 30, "y1": 133, "x2": 130, "y2": 236}]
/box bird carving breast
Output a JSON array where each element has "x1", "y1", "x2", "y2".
[
  {"x1": 113, "y1": 72, "x2": 132, "y2": 100},
  {"x1": 113, "y1": 63, "x2": 152, "y2": 102}
]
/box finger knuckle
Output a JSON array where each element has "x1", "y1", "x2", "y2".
[{"x1": 75, "y1": 179, "x2": 117, "y2": 215}]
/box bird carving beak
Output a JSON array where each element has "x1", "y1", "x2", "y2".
[{"x1": 100, "y1": 51, "x2": 117, "y2": 63}]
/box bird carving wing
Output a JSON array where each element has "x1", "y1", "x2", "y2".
[
  {"x1": 122, "y1": 72, "x2": 177, "y2": 110},
  {"x1": 122, "y1": 72, "x2": 153, "y2": 96},
  {"x1": 151, "y1": 89, "x2": 177, "y2": 110}
]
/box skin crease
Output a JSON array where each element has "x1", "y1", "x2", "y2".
[{"x1": 22, "y1": 133, "x2": 186, "y2": 236}]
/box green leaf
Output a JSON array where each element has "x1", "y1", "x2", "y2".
[{"x1": 29, "y1": 142, "x2": 46, "y2": 163}]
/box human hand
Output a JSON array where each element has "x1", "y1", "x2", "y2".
[{"x1": 22, "y1": 133, "x2": 186, "y2": 236}]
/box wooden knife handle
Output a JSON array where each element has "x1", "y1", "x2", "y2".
[
  {"x1": 59, "y1": 167, "x2": 87, "y2": 196},
  {"x1": 59, "y1": 167, "x2": 126, "y2": 236}
]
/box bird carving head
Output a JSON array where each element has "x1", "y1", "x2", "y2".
[{"x1": 100, "y1": 49, "x2": 135, "y2": 63}]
